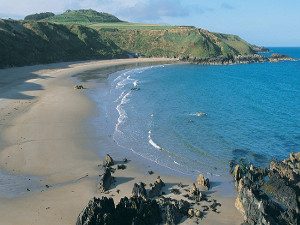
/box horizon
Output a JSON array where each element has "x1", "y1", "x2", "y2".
[{"x1": 0, "y1": 0, "x2": 299, "y2": 47}]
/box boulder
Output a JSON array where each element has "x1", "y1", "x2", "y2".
[
  {"x1": 117, "y1": 164, "x2": 126, "y2": 170},
  {"x1": 74, "y1": 85, "x2": 84, "y2": 90},
  {"x1": 103, "y1": 154, "x2": 114, "y2": 167},
  {"x1": 196, "y1": 174, "x2": 210, "y2": 190},
  {"x1": 148, "y1": 176, "x2": 165, "y2": 198},
  {"x1": 188, "y1": 208, "x2": 194, "y2": 217},
  {"x1": 194, "y1": 209, "x2": 202, "y2": 218},
  {"x1": 98, "y1": 167, "x2": 114, "y2": 193}
]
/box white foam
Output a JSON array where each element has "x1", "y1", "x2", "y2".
[
  {"x1": 133, "y1": 80, "x2": 139, "y2": 87},
  {"x1": 189, "y1": 111, "x2": 207, "y2": 117},
  {"x1": 115, "y1": 91, "x2": 131, "y2": 132},
  {"x1": 148, "y1": 130, "x2": 162, "y2": 150}
]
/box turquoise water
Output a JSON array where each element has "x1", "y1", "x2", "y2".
[{"x1": 97, "y1": 48, "x2": 300, "y2": 177}]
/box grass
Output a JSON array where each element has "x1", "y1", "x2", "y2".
[{"x1": 0, "y1": 9, "x2": 256, "y2": 68}]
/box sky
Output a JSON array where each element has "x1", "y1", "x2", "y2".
[{"x1": 0, "y1": 0, "x2": 299, "y2": 46}]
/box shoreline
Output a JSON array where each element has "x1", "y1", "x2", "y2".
[
  {"x1": 0, "y1": 58, "x2": 242, "y2": 224},
  {"x1": 85, "y1": 65, "x2": 237, "y2": 196}
]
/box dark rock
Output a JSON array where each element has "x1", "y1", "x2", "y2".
[
  {"x1": 98, "y1": 167, "x2": 114, "y2": 193},
  {"x1": 117, "y1": 164, "x2": 126, "y2": 170},
  {"x1": 77, "y1": 196, "x2": 161, "y2": 225},
  {"x1": 232, "y1": 152, "x2": 300, "y2": 225},
  {"x1": 123, "y1": 158, "x2": 128, "y2": 163},
  {"x1": 115, "y1": 197, "x2": 161, "y2": 225},
  {"x1": 132, "y1": 182, "x2": 147, "y2": 200},
  {"x1": 131, "y1": 87, "x2": 140, "y2": 91},
  {"x1": 171, "y1": 188, "x2": 181, "y2": 195},
  {"x1": 165, "y1": 204, "x2": 182, "y2": 225},
  {"x1": 74, "y1": 85, "x2": 84, "y2": 90},
  {"x1": 156, "y1": 196, "x2": 190, "y2": 224},
  {"x1": 148, "y1": 170, "x2": 154, "y2": 175},
  {"x1": 189, "y1": 183, "x2": 202, "y2": 201},
  {"x1": 103, "y1": 154, "x2": 114, "y2": 167},
  {"x1": 148, "y1": 176, "x2": 165, "y2": 198},
  {"x1": 76, "y1": 197, "x2": 115, "y2": 225}
]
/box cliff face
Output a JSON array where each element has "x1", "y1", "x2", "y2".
[{"x1": 231, "y1": 153, "x2": 300, "y2": 225}]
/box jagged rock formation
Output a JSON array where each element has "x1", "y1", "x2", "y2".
[
  {"x1": 196, "y1": 174, "x2": 210, "y2": 190},
  {"x1": 232, "y1": 152, "x2": 300, "y2": 225},
  {"x1": 148, "y1": 176, "x2": 165, "y2": 198},
  {"x1": 97, "y1": 167, "x2": 114, "y2": 193},
  {"x1": 103, "y1": 154, "x2": 114, "y2": 167},
  {"x1": 152, "y1": 196, "x2": 191, "y2": 225},
  {"x1": 76, "y1": 196, "x2": 161, "y2": 225},
  {"x1": 132, "y1": 182, "x2": 148, "y2": 200}
]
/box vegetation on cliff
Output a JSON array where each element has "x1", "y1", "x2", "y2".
[
  {"x1": 0, "y1": 19, "x2": 126, "y2": 68},
  {"x1": 24, "y1": 12, "x2": 55, "y2": 21},
  {"x1": 42, "y1": 9, "x2": 122, "y2": 23},
  {"x1": 0, "y1": 9, "x2": 258, "y2": 68}
]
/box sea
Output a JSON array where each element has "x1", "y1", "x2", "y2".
[{"x1": 90, "y1": 47, "x2": 300, "y2": 179}]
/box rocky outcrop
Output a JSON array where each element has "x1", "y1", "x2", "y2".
[
  {"x1": 148, "y1": 176, "x2": 165, "y2": 198},
  {"x1": 132, "y1": 182, "x2": 148, "y2": 200},
  {"x1": 196, "y1": 174, "x2": 210, "y2": 190},
  {"x1": 252, "y1": 45, "x2": 270, "y2": 52},
  {"x1": 78, "y1": 177, "x2": 221, "y2": 225},
  {"x1": 232, "y1": 152, "x2": 300, "y2": 225},
  {"x1": 183, "y1": 53, "x2": 296, "y2": 66},
  {"x1": 103, "y1": 154, "x2": 114, "y2": 167},
  {"x1": 98, "y1": 167, "x2": 114, "y2": 193},
  {"x1": 269, "y1": 53, "x2": 295, "y2": 62},
  {"x1": 156, "y1": 197, "x2": 190, "y2": 225},
  {"x1": 77, "y1": 196, "x2": 161, "y2": 225}
]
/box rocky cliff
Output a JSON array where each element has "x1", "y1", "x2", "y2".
[{"x1": 231, "y1": 153, "x2": 300, "y2": 225}]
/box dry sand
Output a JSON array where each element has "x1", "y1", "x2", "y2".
[{"x1": 0, "y1": 58, "x2": 243, "y2": 225}]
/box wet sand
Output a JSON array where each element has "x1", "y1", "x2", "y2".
[{"x1": 0, "y1": 58, "x2": 243, "y2": 225}]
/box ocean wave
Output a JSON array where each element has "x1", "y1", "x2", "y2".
[
  {"x1": 115, "y1": 91, "x2": 131, "y2": 132},
  {"x1": 148, "y1": 130, "x2": 162, "y2": 150}
]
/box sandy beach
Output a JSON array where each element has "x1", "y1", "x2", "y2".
[{"x1": 0, "y1": 58, "x2": 243, "y2": 225}]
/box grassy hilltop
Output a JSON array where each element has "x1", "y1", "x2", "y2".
[{"x1": 0, "y1": 9, "x2": 257, "y2": 68}]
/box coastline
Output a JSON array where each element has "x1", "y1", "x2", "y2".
[{"x1": 0, "y1": 58, "x2": 242, "y2": 225}]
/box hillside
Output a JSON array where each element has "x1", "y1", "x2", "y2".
[
  {"x1": 95, "y1": 26, "x2": 254, "y2": 58},
  {"x1": 24, "y1": 12, "x2": 55, "y2": 21},
  {"x1": 0, "y1": 19, "x2": 126, "y2": 68},
  {"x1": 0, "y1": 10, "x2": 258, "y2": 68},
  {"x1": 43, "y1": 9, "x2": 123, "y2": 24}
]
